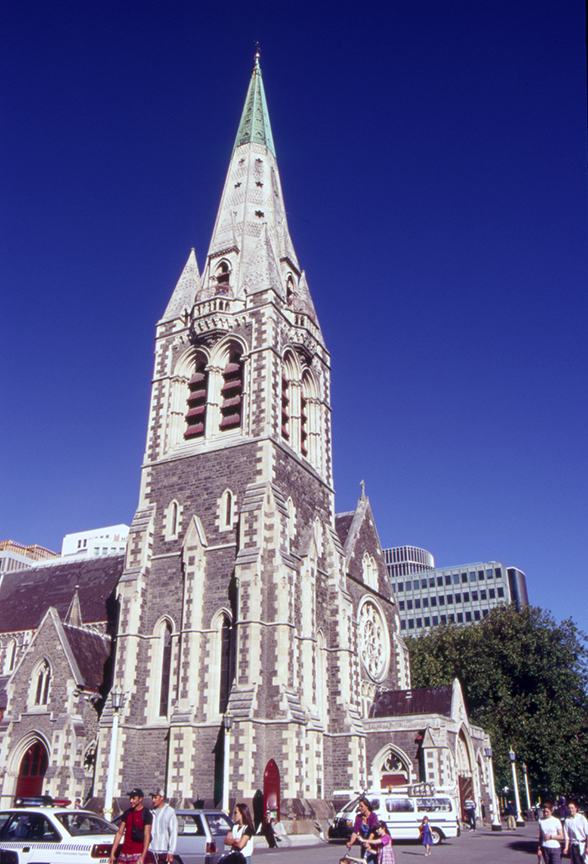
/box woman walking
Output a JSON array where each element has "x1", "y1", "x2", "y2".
[
  {"x1": 419, "y1": 816, "x2": 433, "y2": 856},
  {"x1": 537, "y1": 802, "x2": 563, "y2": 864},
  {"x1": 346, "y1": 798, "x2": 379, "y2": 864}
]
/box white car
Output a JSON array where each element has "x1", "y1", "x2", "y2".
[{"x1": 0, "y1": 806, "x2": 117, "y2": 864}]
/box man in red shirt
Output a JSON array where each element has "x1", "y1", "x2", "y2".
[{"x1": 109, "y1": 788, "x2": 155, "y2": 864}]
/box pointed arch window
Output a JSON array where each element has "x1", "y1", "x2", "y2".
[
  {"x1": 171, "y1": 502, "x2": 178, "y2": 536},
  {"x1": 159, "y1": 622, "x2": 172, "y2": 717},
  {"x1": 219, "y1": 615, "x2": 233, "y2": 714},
  {"x1": 34, "y1": 660, "x2": 51, "y2": 706},
  {"x1": 185, "y1": 355, "x2": 209, "y2": 439},
  {"x1": 5, "y1": 639, "x2": 16, "y2": 673},
  {"x1": 219, "y1": 349, "x2": 243, "y2": 431},
  {"x1": 225, "y1": 491, "x2": 233, "y2": 528},
  {"x1": 281, "y1": 375, "x2": 290, "y2": 440}
]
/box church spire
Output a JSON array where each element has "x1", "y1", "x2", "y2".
[
  {"x1": 233, "y1": 52, "x2": 275, "y2": 156},
  {"x1": 198, "y1": 55, "x2": 304, "y2": 308}
]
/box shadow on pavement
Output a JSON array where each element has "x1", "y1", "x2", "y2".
[{"x1": 506, "y1": 840, "x2": 538, "y2": 855}]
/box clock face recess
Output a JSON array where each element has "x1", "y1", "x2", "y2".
[{"x1": 358, "y1": 598, "x2": 390, "y2": 682}]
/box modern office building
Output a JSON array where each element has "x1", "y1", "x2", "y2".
[
  {"x1": 383, "y1": 556, "x2": 529, "y2": 635},
  {"x1": 384, "y1": 545, "x2": 435, "y2": 578}
]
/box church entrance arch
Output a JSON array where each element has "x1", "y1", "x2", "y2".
[
  {"x1": 15, "y1": 740, "x2": 49, "y2": 798},
  {"x1": 263, "y1": 759, "x2": 280, "y2": 821},
  {"x1": 456, "y1": 729, "x2": 474, "y2": 821}
]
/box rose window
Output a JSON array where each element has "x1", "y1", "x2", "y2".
[{"x1": 358, "y1": 599, "x2": 389, "y2": 682}]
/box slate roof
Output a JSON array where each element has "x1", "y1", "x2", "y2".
[
  {"x1": 62, "y1": 624, "x2": 111, "y2": 692},
  {"x1": 335, "y1": 512, "x2": 355, "y2": 548},
  {"x1": 0, "y1": 555, "x2": 124, "y2": 633},
  {"x1": 369, "y1": 686, "x2": 453, "y2": 719}
]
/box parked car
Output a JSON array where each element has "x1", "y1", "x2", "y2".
[
  {"x1": 0, "y1": 806, "x2": 117, "y2": 864},
  {"x1": 173, "y1": 809, "x2": 233, "y2": 864}
]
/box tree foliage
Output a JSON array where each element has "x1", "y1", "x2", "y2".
[{"x1": 405, "y1": 605, "x2": 588, "y2": 795}]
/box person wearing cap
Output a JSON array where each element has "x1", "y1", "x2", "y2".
[
  {"x1": 109, "y1": 788, "x2": 155, "y2": 864},
  {"x1": 150, "y1": 788, "x2": 178, "y2": 864}
]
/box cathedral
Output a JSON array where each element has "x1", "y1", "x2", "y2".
[{"x1": 0, "y1": 56, "x2": 496, "y2": 825}]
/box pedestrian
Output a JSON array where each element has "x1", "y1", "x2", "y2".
[
  {"x1": 109, "y1": 788, "x2": 155, "y2": 864},
  {"x1": 361, "y1": 820, "x2": 394, "y2": 864},
  {"x1": 419, "y1": 816, "x2": 433, "y2": 856},
  {"x1": 222, "y1": 803, "x2": 255, "y2": 864},
  {"x1": 537, "y1": 802, "x2": 563, "y2": 864},
  {"x1": 464, "y1": 799, "x2": 476, "y2": 831},
  {"x1": 563, "y1": 800, "x2": 588, "y2": 864},
  {"x1": 74, "y1": 799, "x2": 82, "y2": 810},
  {"x1": 346, "y1": 798, "x2": 379, "y2": 864},
  {"x1": 149, "y1": 788, "x2": 178, "y2": 864},
  {"x1": 507, "y1": 801, "x2": 517, "y2": 830}
]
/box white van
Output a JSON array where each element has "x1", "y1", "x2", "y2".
[{"x1": 330, "y1": 790, "x2": 460, "y2": 845}]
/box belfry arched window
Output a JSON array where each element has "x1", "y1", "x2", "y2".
[
  {"x1": 219, "y1": 349, "x2": 243, "y2": 431},
  {"x1": 215, "y1": 260, "x2": 232, "y2": 295},
  {"x1": 184, "y1": 354, "x2": 209, "y2": 439}
]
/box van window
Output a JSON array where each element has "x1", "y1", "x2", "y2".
[
  {"x1": 416, "y1": 798, "x2": 452, "y2": 812},
  {"x1": 385, "y1": 798, "x2": 414, "y2": 812}
]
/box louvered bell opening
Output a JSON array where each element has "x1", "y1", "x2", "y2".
[
  {"x1": 281, "y1": 424, "x2": 290, "y2": 439},
  {"x1": 220, "y1": 414, "x2": 241, "y2": 429},
  {"x1": 221, "y1": 395, "x2": 241, "y2": 410},
  {"x1": 189, "y1": 372, "x2": 206, "y2": 386},
  {"x1": 221, "y1": 378, "x2": 242, "y2": 394},
  {"x1": 185, "y1": 423, "x2": 204, "y2": 438},
  {"x1": 186, "y1": 406, "x2": 206, "y2": 420},
  {"x1": 187, "y1": 388, "x2": 207, "y2": 404},
  {"x1": 301, "y1": 397, "x2": 308, "y2": 455}
]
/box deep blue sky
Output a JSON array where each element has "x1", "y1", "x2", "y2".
[{"x1": 1, "y1": 1, "x2": 586, "y2": 630}]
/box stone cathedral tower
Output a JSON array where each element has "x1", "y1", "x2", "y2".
[{"x1": 95, "y1": 55, "x2": 409, "y2": 805}]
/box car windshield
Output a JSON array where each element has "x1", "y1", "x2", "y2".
[
  {"x1": 56, "y1": 813, "x2": 117, "y2": 836},
  {"x1": 204, "y1": 813, "x2": 232, "y2": 835}
]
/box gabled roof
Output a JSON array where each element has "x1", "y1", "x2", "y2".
[
  {"x1": 0, "y1": 554, "x2": 124, "y2": 633},
  {"x1": 369, "y1": 686, "x2": 454, "y2": 718},
  {"x1": 62, "y1": 622, "x2": 111, "y2": 692}
]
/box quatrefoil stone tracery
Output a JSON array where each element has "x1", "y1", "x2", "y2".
[{"x1": 358, "y1": 600, "x2": 388, "y2": 682}]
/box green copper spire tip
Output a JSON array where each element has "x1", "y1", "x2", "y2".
[{"x1": 233, "y1": 54, "x2": 275, "y2": 156}]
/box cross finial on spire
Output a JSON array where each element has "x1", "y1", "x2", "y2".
[
  {"x1": 254, "y1": 42, "x2": 261, "y2": 64},
  {"x1": 360, "y1": 479, "x2": 366, "y2": 498}
]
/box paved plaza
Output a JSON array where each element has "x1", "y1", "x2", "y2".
[{"x1": 255, "y1": 824, "x2": 540, "y2": 864}]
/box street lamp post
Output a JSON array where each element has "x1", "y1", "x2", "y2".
[
  {"x1": 103, "y1": 688, "x2": 125, "y2": 822},
  {"x1": 484, "y1": 748, "x2": 502, "y2": 831},
  {"x1": 509, "y1": 749, "x2": 525, "y2": 827},
  {"x1": 222, "y1": 710, "x2": 233, "y2": 814},
  {"x1": 522, "y1": 763, "x2": 532, "y2": 811}
]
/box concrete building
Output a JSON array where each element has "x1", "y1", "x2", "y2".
[
  {"x1": 385, "y1": 559, "x2": 528, "y2": 636},
  {"x1": 61, "y1": 525, "x2": 129, "y2": 557},
  {"x1": 0, "y1": 541, "x2": 58, "y2": 576},
  {"x1": 0, "y1": 57, "x2": 498, "y2": 826}
]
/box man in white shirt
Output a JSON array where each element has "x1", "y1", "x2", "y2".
[
  {"x1": 149, "y1": 788, "x2": 178, "y2": 864},
  {"x1": 563, "y1": 801, "x2": 588, "y2": 864},
  {"x1": 538, "y1": 802, "x2": 563, "y2": 864}
]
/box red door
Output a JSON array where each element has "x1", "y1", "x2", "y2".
[
  {"x1": 15, "y1": 741, "x2": 49, "y2": 798},
  {"x1": 263, "y1": 759, "x2": 280, "y2": 822}
]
